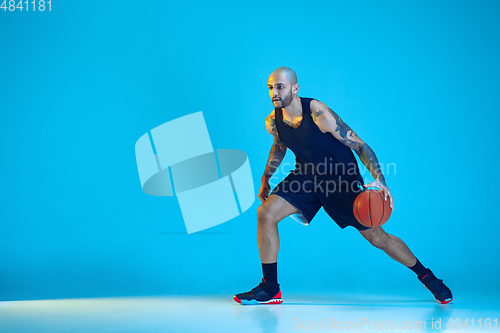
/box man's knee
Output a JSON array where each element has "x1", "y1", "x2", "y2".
[
  {"x1": 363, "y1": 228, "x2": 389, "y2": 250},
  {"x1": 257, "y1": 204, "x2": 278, "y2": 226},
  {"x1": 370, "y1": 236, "x2": 388, "y2": 250}
]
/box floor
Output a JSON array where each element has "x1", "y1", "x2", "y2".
[{"x1": 0, "y1": 291, "x2": 498, "y2": 332}]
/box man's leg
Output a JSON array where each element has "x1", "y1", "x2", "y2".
[
  {"x1": 233, "y1": 194, "x2": 299, "y2": 305},
  {"x1": 359, "y1": 226, "x2": 453, "y2": 304},
  {"x1": 358, "y1": 226, "x2": 416, "y2": 266},
  {"x1": 257, "y1": 194, "x2": 300, "y2": 263}
]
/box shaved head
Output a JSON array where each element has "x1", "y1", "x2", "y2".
[
  {"x1": 268, "y1": 67, "x2": 299, "y2": 109},
  {"x1": 269, "y1": 67, "x2": 297, "y2": 85}
]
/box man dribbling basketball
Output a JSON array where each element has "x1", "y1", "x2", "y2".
[{"x1": 233, "y1": 67, "x2": 452, "y2": 305}]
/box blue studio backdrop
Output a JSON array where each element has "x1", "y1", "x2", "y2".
[{"x1": 1, "y1": 0, "x2": 499, "y2": 301}]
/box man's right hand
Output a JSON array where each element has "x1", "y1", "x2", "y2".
[{"x1": 258, "y1": 181, "x2": 271, "y2": 203}]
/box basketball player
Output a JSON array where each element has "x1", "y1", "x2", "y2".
[{"x1": 233, "y1": 67, "x2": 452, "y2": 305}]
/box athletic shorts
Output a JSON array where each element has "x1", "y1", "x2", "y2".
[{"x1": 270, "y1": 172, "x2": 371, "y2": 231}]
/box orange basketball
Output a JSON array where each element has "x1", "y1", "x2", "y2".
[{"x1": 353, "y1": 189, "x2": 391, "y2": 228}]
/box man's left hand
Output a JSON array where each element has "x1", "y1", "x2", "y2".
[{"x1": 363, "y1": 180, "x2": 394, "y2": 211}]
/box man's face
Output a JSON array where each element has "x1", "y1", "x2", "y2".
[{"x1": 268, "y1": 73, "x2": 294, "y2": 108}]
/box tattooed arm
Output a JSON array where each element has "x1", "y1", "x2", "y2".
[
  {"x1": 259, "y1": 111, "x2": 287, "y2": 202},
  {"x1": 310, "y1": 100, "x2": 394, "y2": 210}
]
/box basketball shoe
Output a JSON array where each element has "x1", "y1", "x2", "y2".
[
  {"x1": 420, "y1": 271, "x2": 453, "y2": 304},
  {"x1": 233, "y1": 279, "x2": 283, "y2": 305}
]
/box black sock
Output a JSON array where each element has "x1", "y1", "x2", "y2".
[
  {"x1": 262, "y1": 262, "x2": 278, "y2": 284},
  {"x1": 409, "y1": 258, "x2": 430, "y2": 279}
]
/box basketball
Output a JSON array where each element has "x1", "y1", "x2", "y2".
[{"x1": 353, "y1": 189, "x2": 392, "y2": 228}]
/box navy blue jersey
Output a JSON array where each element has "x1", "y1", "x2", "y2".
[{"x1": 275, "y1": 97, "x2": 363, "y2": 182}]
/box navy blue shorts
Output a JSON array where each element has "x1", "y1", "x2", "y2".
[{"x1": 270, "y1": 172, "x2": 371, "y2": 231}]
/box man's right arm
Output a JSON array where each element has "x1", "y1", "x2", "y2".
[
  {"x1": 262, "y1": 112, "x2": 287, "y2": 182},
  {"x1": 259, "y1": 112, "x2": 287, "y2": 202}
]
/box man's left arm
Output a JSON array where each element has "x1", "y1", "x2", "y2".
[{"x1": 310, "y1": 100, "x2": 394, "y2": 210}]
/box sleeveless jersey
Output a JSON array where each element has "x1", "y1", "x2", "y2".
[{"x1": 275, "y1": 97, "x2": 363, "y2": 182}]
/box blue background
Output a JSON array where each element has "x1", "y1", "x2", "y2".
[{"x1": 1, "y1": 0, "x2": 499, "y2": 301}]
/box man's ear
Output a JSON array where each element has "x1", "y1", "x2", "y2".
[{"x1": 293, "y1": 83, "x2": 299, "y2": 94}]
